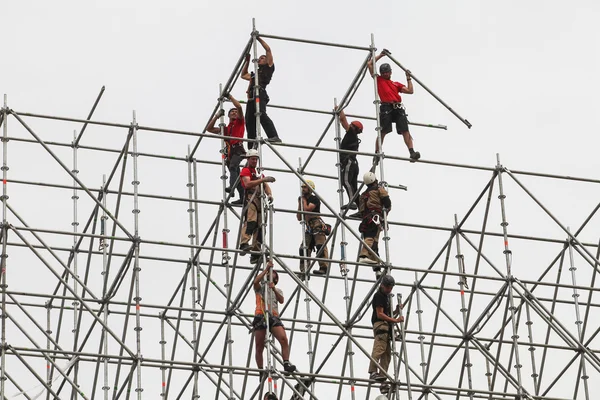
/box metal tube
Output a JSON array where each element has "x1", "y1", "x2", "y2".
[
  {"x1": 74, "y1": 85, "x2": 106, "y2": 146},
  {"x1": 1, "y1": 94, "x2": 8, "y2": 400},
  {"x1": 130, "y1": 111, "x2": 144, "y2": 399},
  {"x1": 384, "y1": 52, "x2": 472, "y2": 128},
  {"x1": 101, "y1": 175, "x2": 110, "y2": 400},
  {"x1": 259, "y1": 33, "x2": 371, "y2": 51}
]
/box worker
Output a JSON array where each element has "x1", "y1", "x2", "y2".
[
  {"x1": 336, "y1": 107, "x2": 363, "y2": 211},
  {"x1": 367, "y1": 49, "x2": 420, "y2": 163},
  {"x1": 368, "y1": 274, "x2": 403, "y2": 382},
  {"x1": 239, "y1": 149, "x2": 275, "y2": 264},
  {"x1": 253, "y1": 260, "x2": 297, "y2": 379},
  {"x1": 296, "y1": 179, "x2": 329, "y2": 277},
  {"x1": 357, "y1": 172, "x2": 391, "y2": 277},
  {"x1": 207, "y1": 93, "x2": 246, "y2": 205},
  {"x1": 241, "y1": 36, "x2": 282, "y2": 148}
]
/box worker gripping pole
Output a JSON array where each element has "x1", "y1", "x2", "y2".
[
  {"x1": 333, "y1": 99, "x2": 356, "y2": 399},
  {"x1": 384, "y1": 51, "x2": 472, "y2": 129},
  {"x1": 101, "y1": 175, "x2": 110, "y2": 400},
  {"x1": 566, "y1": 227, "x2": 590, "y2": 400},
  {"x1": 131, "y1": 111, "x2": 143, "y2": 399},
  {"x1": 186, "y1": 145, "x2": 200, "y2": 398},
  {"x1": 453, "y1": 214, "x2": 474, "y2": 400},
  {"x1": 396, "y1": 293, "x2": 412, "y2": 400},
  {"x1": 495, "y1": 154, "x2": 525, "y2": 398},
  {"x1": 1, "y1": 94, "x2": 8, "y2": 400}
]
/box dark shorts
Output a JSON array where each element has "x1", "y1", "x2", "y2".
[
  {"x1": 380, "y1": 103, "x2": 409, "y2": 135},
  {"x1": 252, "y1": 314, "x2": 284, "y2": 331}
]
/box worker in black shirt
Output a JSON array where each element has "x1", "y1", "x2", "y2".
[
  {"x1": 297, "y1": 180, "x2": 329, "y2": 276},
  {"x1": 241, "y1": 36, "x2": 281, "y2": 148},
  {"x1": 336, "y1": 107, "x2": 363, "y2": 211},
  {"x1": 368, "y1": 274, "x2": 403, "y2": 382}
]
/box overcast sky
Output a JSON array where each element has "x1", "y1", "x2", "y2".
[{"x1": 3, "y1": 1, "x2": 600, "y2": 399}]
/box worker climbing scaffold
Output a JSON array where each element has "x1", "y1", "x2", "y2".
[{"x1": 238, "y1": 149, "x2": 275, "y2": 264}]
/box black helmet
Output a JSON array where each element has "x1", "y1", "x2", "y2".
[
  {"x1": 379, "y1": 63, "x2": 392, "y2": 74},
  {"x1": 381, "y1": 274, "x2": 395, "y2": 287}
]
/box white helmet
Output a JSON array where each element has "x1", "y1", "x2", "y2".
[
  {"x1": 245, "y1": 149, "x2": 260, "y2": 158},
  {"x1": 374, "y1": 395, "x2": 388, "y2": 400},
  {"x1": 363, "y1": 171, "x2": 377, "y2": 185}
]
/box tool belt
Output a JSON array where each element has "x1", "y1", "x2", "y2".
[
  {"x1": 359, "y1": 209, "x2": 383, "y2": 233},
  {"x1": 306, "y1": 217, "x2": 330, "y2": 236},
  {"x1": 374, "y1": 328, "x2": 390, "y2": 335}
]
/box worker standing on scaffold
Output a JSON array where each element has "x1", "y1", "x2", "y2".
[
  {"x1": 336, "y1": 107, "x2": 364, "y2": 211},
  {"x1": 358, "y1": 172, "x2": 391, "y2": 277},
  {"x1": 296, "y1": 180, "x2": 330, "y2": 277},
  {"x1": 252, "y1": 260, "x2": 297, "y2": 381},
  {"x1": 207, "y1": 93, "x2": 246, "y2": 205},
  {"x1": 238, "y1": 149, "x2": 275, "y2": 264},
  {"x1": 241, "y1": 35, "x2": 282, "y2": 148},
  {"x1": 368, "y1": 274, "x2": 403, "y2": 388},
  {"x1": 368, "y1": 49, "x2": 420, "y2": 163}
]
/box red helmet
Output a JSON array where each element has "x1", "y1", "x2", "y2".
[{"x1": 350, "y1": 120, "x2": 363, "y2": 132}]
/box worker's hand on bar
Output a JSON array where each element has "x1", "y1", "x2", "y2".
[
  {"x1": 394, "y1": 316, "x2": 404, "y2": 324},
  {"x1": 267, "y1": 195, "x2": 274, "y2": 205},
  {"x1": 382, "y1": 48, "x2": 391, "y2": 56},
  {"x1": 216, "y1": 109, "x2": 225, "y2": 118},
  {"x1": 405, "y1": 70, "x2": 412, "y2": 79},
  {"x1": 263, "y1": 176, "x2": 276, "y2": 183}
]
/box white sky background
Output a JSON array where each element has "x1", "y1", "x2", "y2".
[{"x1": 3, "y1": 1, "x2": 600, "y2": 399}]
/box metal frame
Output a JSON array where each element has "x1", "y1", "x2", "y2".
[{"x1": 0, "y1": 26, "x2": 598, "y2": 400}]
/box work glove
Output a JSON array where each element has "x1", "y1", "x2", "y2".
[
  {"x1": 263, "y1": 176, "x2": 276, "y2": 183},
  {"x1": 267, "y1": 195, "x2": 274, "y2": 206}
]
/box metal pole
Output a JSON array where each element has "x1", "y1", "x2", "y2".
[
  {"x1": 495, "y1": 154, "x2": 525, "y2": 397},
  {"x1": 566, "y1": 228, "x2": 590, "y2": 400},
  {"x1": 1, "y1": 94, "x2": 8, "y2": 400},
  {"x1": 396, "y1": 293, "x2": 412, "y2": 400},
  {"x1": 131, "y1": 111, "x2": 143, "y2": 399},
  {"x1": 71, "y1": 129, "x2": 81, "y2": 400},
  {"x1": 384, "y1": 52, "x2": 472, "y2": 128},
  {"x1": 187, "y1": 146, "x2": 201, "y2": 399},
  {"x1": 453, "y1": 214, "x2": 474, "y2": 399},
  {"x1": 259, "y1": 33, "x2": 372, "y2": 51},
  {"x1": 74, "y1": 85, "x2": 106, "y2": 146},
  {"x1": 101, "y1": 175, "x2": 110, "y2": 400}
]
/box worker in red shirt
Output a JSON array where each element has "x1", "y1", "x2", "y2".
[
  {"x1": 368, "y1": 50, "x2": 420, "y2": 163},
  {"x1": 208, "y1": 93, "x2": 246, "y2": 205}
]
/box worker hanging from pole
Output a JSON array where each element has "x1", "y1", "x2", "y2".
[
  {"x1": 358, "y1": 172, "x2": 391, "y2": 277},
  {"x1": 296, "y1": 179, "x2": 330, "y2": 277},
  {"x1": 238, "y1": 149, "x2": 275, "y2": 264},
  {"x1": 252, "y1": 260, "x2": 297, "y2": 382},
  {"x1": 207, "y1": 92, "x2": 247, "y2": 205},
  {"x1": 368, "y1": 274, "x2": 404, "y2": 395},
  {"x1": 241, "y1": 34, "x2": 282, "y2": 148},
  {"x1": 368, "y1": 49, "x2": 420, "y2": 165},
  {"x1": 335, "y1": 106, "x2": 364, "y2": 212}
]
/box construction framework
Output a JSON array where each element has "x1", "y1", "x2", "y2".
[{"x1": 1, "y1": 24, "x2": 600, "y2": 400}]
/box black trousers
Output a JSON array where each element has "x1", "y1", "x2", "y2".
[
  {"x1": 245, "y1": 89, "x2": 279, "y2": 149},
  {"x1": 341, "y1": 156, "x2": 359, "y2": 206},
  {"x1": 227, "y1": 145, "x2": 245, "y2": 198}
]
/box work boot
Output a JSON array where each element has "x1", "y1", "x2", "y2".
[
  {"x1": 374, "y1": 266, "x2": 383, "y2": 278},
  {"x1": 341, "y1": 202, "x2": 358, "y2": 211},
  {"x1": 283, "y1": 361, "x2": 297, "y2": 375},
  {"x1": 359, "y1": 255, "x2": 379, "y2": 265},
  {"x1": 231, "y1": 199, "x2": 243, "y2": 206},
  {"x1": 347, "y1": 211, "x2": 362, "y2": 220},
  {"x1": 369, "y1": 372, "x2": 386, "y2": 382},
  {"x1": 250, "y1": 254, "x2": 261, "y2": 264},
  {"x1": 380, "y1": 382, "x2": 390, "y2": 394},
  {"x1": 239, "y1": 243, "x2": 251, "y2": 256},
  {"x1": 265, "y1": 136, "x2": 282, "y2": 144},
  {"x1": 225, "y1": 186, "x2": 232, "y2": 193},
  {"x1": 409, "y1": 151, "x2": 421, "y2": 162},
  {"x1": 313, "y1": 267, "x2": 328, "y2": 276}
]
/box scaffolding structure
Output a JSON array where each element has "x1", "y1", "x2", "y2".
[{"x1": 1, "y1": 25, "x2": 600, "y2": 400}]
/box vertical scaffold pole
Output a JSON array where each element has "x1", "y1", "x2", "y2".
[
  {"x1": 566, "y1": 227, "x2": 590, "y2": 400},
  {"x1": 453, "y1": 214, "x2": 474, "y2": 399},
  {"x1": 297, "y1": 160, "x2": 315, "y2": 386},
  {"x1": 45, "y1": 300, "x2": 52, "y2": 391},
  {"x1": 333, "y1": 99, "x2": 356, "y2": 400},
  {"x1": 159, "y1": 311, "x2": 167, "y2": 398},
  {"x1": 1, "y1": 94, "x2": 9, "y2": 400},
  {"x1": 411, "y1": 270, "x2": 428, "y2": 400},
  {"x1": 187, "y1": 145, "x2": 200, "y2": 399},
  {"x1": 101, "y1": 175, "x2": 110, "y2": 400},
  {"x1": 396, "y1": 293, "x2": 412, "y2": 400},
  {"x1": 131, "y1": 111, "x2": 143, "y2": 400},
  {"x1": 495, "y1": 154, "x2": 524, "y2": 398},
  {"x1": 71, "y1": 130, "x2": 80, "y2": 391},
  {"x1": 216, "y1": 84, "x2": 235, "y2": 399},
  {"x1": 369, "y1": 34, "x2": 384, "y2": 178}
]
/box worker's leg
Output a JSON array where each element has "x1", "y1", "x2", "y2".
[
  {"x1": 299, "y1": 231, "x2": 313, "y2": 272},
  {"x1": 376, "y1": 107, "x2": 393, "y2": 153},
  {"x1": 240, "y1": 200, "x2": 258, "y2": 247},
  {"x1": 368, "y1": 321, "x2": 389, "y2": 374},
  {"x1": 271, "y1": 325, "x2": 290, "y2": 361},
  {"x1": 253, "y1": 316, "x2": 267, "y2": 369},
  {"x1": 228, "y1": 150, "x2": 244, "y2": 198},
  {"x1": 349, "y1": 158, "x2": 359, "y2": 206},
  {"x1": 245, "y1": 101, "x2": 257, "y2": 149},
  {"x1": 379, "y1": 335, "x2": 392, "y2": 375},
  {"x1": 313, "y1": 232, "x2": 329, "y2": 270},
  {"x1": 258, "y1": 89, "x2": 279, "y2": 140},
  {"x1": 360, "y1": 222, "x2": 379, "y2": 260}
]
